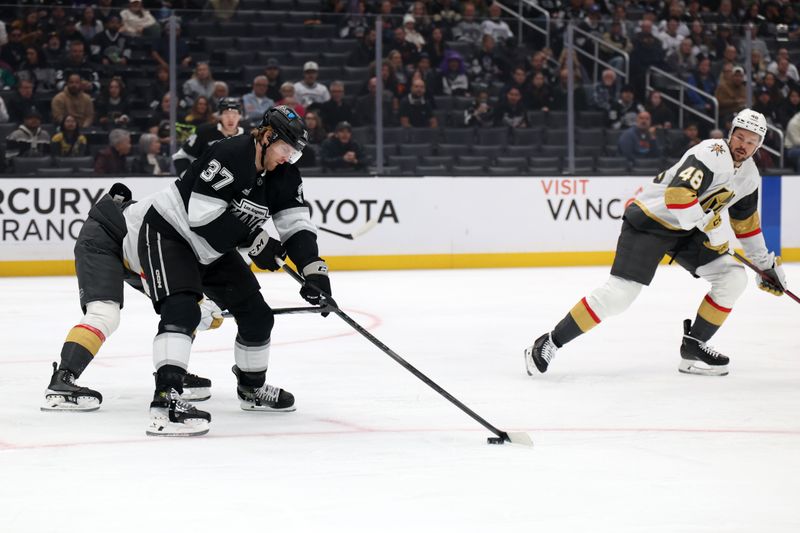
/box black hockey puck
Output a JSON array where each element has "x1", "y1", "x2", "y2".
[{"x1": 487, "y1": 437, "x2": 505, "y2": 445}]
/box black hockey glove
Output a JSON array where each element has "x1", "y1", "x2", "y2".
[
  {"x1": 300, "y1": 259, "x2": 334, "y2": 316},
  {"x1": 245, "y1": 230, "x2": 286, "y2": 271}
]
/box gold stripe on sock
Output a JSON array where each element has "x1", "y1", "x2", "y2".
[
  {"x1": 64, "y1": 325, "x2": 105, "y2": 356},
  {"x1": 569, "y1": 297, "x2": 601, "y2": 333},
  {"x1": 697, "y1": 295, "x2": 732, "y2": 327}
]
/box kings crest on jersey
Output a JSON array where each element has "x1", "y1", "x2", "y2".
[
  {"x1": 151, "y1": 134, "x2": 315, "y2": 264},
  {"x1": 625, "y1": 138, "x2": 762, "y2": 236}
]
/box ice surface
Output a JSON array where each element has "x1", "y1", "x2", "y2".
[{"x1": 1, "y1": 265, "x2": 799, "y2": 532}]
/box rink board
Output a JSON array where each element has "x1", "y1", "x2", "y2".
[{"x1": 0, "y1": 175, "x2": 797, "y2": 275}]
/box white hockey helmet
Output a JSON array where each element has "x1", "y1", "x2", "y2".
[{"x1": 729, "y1": 108, "x2": 767, "y2": 148}]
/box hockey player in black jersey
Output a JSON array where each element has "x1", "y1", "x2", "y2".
[
  {"x1": 172, "y1": 97, "x2": 245, "y2": 176},
  {"x1": 139, "y1": 105, "x2": 329, "y2": 436},
  {"x1": 42, "y1": 184, "x2": 222, "y2": 412},
  {"x1": 525, "y1": 109, "x2": 788, "y2": 377}
]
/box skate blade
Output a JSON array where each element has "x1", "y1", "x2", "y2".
[
  {"x1": 678, "y1": 359, "x2": 729, "y2": 377},
  {"x1": 146, "y1": 417, "x2": 209, "y2": 437},
  {"x1": 181, "y1": 387, "x2": 211, "y2": 402},
  {"x1": 240, "y1": 401, "x2": 296, "y2": 412},
  {"x1": 41, "y1": 395, "x2": 101, "y2": 412},
  {"x1": 523, "y1": 346, "x2": 536, "y2": 376}
]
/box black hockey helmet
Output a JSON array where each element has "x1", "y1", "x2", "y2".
[
  {"x1": 259, "y1": 105, "x2": 309, "y2": 155},
  {"x1": 218, "y1": 97, "x2": 242, "y2": 113}
]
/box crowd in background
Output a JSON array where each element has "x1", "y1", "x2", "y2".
[{"x1": 0, "y1": 0, "x2": 798, "y2": 174}]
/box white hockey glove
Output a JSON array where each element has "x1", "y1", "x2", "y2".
[
  {"x1": 755, "y1": 252, "x2": 787, "y2": 296},
  {"x1": 697, "y1": 211, "x2": 728, "y2": 254},
  {"x1": 197, "y1": 299, "x2": 224, "y2": 331}
]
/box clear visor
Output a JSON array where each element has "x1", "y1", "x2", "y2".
[{"x1": 273, "y1": 140, "x2": 304, "y2": 164}]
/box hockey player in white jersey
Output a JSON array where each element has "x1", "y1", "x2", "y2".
[
  {"x1": 138, "y1": 105, "x2": 327, "y2": 436},
  {"x1": 43, "y1": 185, "x2": 224, "y2": 412},
  {"x1": 525, "y1": 109, "x2": 788, "y2": 377}
]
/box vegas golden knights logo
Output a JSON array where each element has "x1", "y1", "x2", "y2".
[
  {"x1": 701, "y1": 188, "x2": 735, "y2": 214},
  {"x1": 709, "y1": 143, "x2": 726, "y2": 156}
]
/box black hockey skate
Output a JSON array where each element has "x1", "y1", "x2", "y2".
[
  {"x1": 524, "y1": 333, "x2": 558, "y2": 375},
  {"x1": 232, "y1": 365, "x2": 296, "y2": 412},
  {"x1": 42, "y1": 362, "x2": 103, "y2": 412},
  {"x1": 678, "y1": 319, "x2": 730, "y2": 377},
  {"x1": 182, "y1": 372, "x2": 211, "y2": 401},
  {"x1": 146, "y1": 388, "x2": 211, "y2": 437}
]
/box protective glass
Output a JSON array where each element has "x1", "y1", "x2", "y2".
[{"x1": 273, "y1": 140, "x2": 303, "y2": 164}]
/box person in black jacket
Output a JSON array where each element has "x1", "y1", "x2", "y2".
[
  {"x1": 320, "y1": 121, "x2": 367, "y2": 172},
  {"x1": 138, "y1": 105, "x2": 330, "y2": 437}
]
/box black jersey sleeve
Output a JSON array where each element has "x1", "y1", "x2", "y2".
[
  {"x1": 186, "y1": 139, "x2": 256, "y2": 253},
  {"x1": 728, "y1": 189, "x2": 762, "y2": 239},
  {"x1": 269, "y1": 165, "x2": 320, "y2": 267}
]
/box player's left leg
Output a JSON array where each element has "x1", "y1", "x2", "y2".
[
  {"x1": 203, "y1": 252, "x2": 295, "y2": 412},
  {"x1": 671, "y1": 239, "x2": 748, "y2": 376}
]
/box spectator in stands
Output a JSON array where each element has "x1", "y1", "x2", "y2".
[
  {"x1": 527, "y1": 51, "x2": 553, "y2": 84},
  {"x1": 264, "y1": 59, "x2": 283, "y2": 102},
  {"x1": 182, "y1": 62, "x2": 215, "y2": 107},
  {"x1": 410, "y1": 1, "x2": 434, "y2": 36},
  {"x1": 645, "y1": 90, "x2": 674, "y2": 129},
  {"x1": 242, "y1": 76, "x2": 275, "y2": 125},
  {"x1": 669, "y1": 122, "x2": 701, "y2": 157},
  {"x1": 773, "y1": 57, "x2": 800, "y2": 97},
  {"x1": 340, "y1": 1, "x2": 369, "y2": 40},
  {"x1": 0, "y1": 26, "x2": 24, "y2": 71},
  {"x1": 525, "y1": 72, "x2": 552, "y2": 111},
  {"x1": 381, "y1": 59, "x2": 404, "y2": 100},
  {"x1": 630, "y1": 19, "x2": 665, "y2": 98},
  {"x1": 617, "y1": 111, "x2": 661, "y2": 162},
  {"x1": 591, "y1": 69, "x2": 619, "y2": 112},
  {"x1": 90, "y1": 15, "x2": 131, "y2": 67},
  {"x1": 453, "y1": 2, "x2": 483, "y2": 46},
  {"x1": 211, "y1": 81, "x2": 229, "y2": 110},
  {"x1": 347, "y1": 28, "x2": 376, "y2": 67},
  {"x1": 557, "y1": 48, "x2": 588, "y2": 88},
  {"x1": 414, "y1": 53, "x2": 440, "y2": 96},
  {"x1": 747, "y1": 24, "x2": 770, "y2": 64},
  {"x1": 96, "y1": 0, "x2": 119, "y2": 24},
  {"x1": 403, "y1": 15, "x2": 426, "y2": 53},
  {"x1": 494, "y1": 86, "x2": 527, "y2": 128},
  {"x1": 76, "y1": 6, "x2": 104, "y2": 42},
  {"x1": 51, "y1": 73, "x2": 95, "y2": 128},
  {"x1": 714, "y1": 0, "x2": 738, "y2": 26},
  {"x1": 469, "y1": 33, "x2": 507, "y2": 89},
  {"x1": 687, "y1": 19, "x2": 711, "y2": 58},
  {"x1": 130, "y1": 133, "x2": 170, "y2": 175},
  {"x1": 388, "y1": 26, "x2": 418, "y2": 66},
  {"x1": 464, "y1": 89, "x2": 494, "y2": 127},
  {"x1": 16, "y1": 47, "x2": 54, "y2": 93},
  {"x1": 432, "y1": 0, "x2": 462, "y2": 30},
  {"x1": 19, "y1": 12, "x2": 44, "y2": 49},
  {"x1": 777, "y1": 88, "x2": 800, "y2": 129},
  {"x1": 481, "y1": 2, "x2": 513, "y2": 45},
  {"x1": 143, "y1": 65, "x2": 171, "y2": 108},
  {"x1": 55, "y1": 41, "x2": 101, "y2": 96},
  {"x1": 388, "y1": 50, "x2": 410, "y2": 95},
  {"x1": 147, "y1": 92, "x2": 172, "y2": 135},
  {"x1": 303, "y1": 111, "x2": 328, "y2": 145},
  {"x1": 551, "y1": 67, "x2": 587, "y2": 112},
  {"x1": 94, "y1": 129, "x2": 131, "y2": 174},
  {"x1": 399, "y1": 78, "x2": 437, "y2": 128},
  {"x1": 768, "y1": 49, "x2": 800, "y2": 82},
  {"x1": 95, "y1": 76, "x2": 131, "y2": 130},
  {"x1": 6, "y1": 108, "x2": 50, "y2": 158},
  {"x1": 320, "y1": 121, "x2": 367, "y2": 172},
  {"x1": 606, "y1": 84, "x2": 644, "y2": 129},
  {"x1": 716, "y1": 64, "x2": 747, "y2": 121},
  {"x1": 294, "y1": 61, "x2": 331, "y2": 108},
  {"x1": 41, "y1": 32, "x2": 63, "y2": 66},
  {"x1": 712, "y1": 25, "x2": 738, "y2": 63},
  {"x1": 183, "y1": 95, "x2": 214, "y2": 127},
  {"x1": 686, "y1": 55, "x2": 716, "y2": 115},
  {"x1": 714, "y1": 44, "x2": 742, "y2": 78},
  {"x1": 51, "y1": 114, "x2": 88, "y2": 158},
  {"x1": 440, "y1": 50, "x2": 470, "y2": 96},
  {"x1": 318, "y1": 81, "x2": 354, "y2": 131},
  {"x1": 424, "y1": 27, "x2": 446, "y2": 70},
  {"x1": 753, "y1": 86, "x2": 778, "y2": 126},
  {"x1": 601, "y1": 20, "x2": 632, "y2": 74},
  {"x1": 6, "y1": 79, "x2": 37, "y2": 123},
  {"x1": 786, "y1": 110, "x2": 800, "y2": 171},
  {"x1": 46, "y1": 3, "x2": 70, "y2": 37},
  {"x1": 505, "y1": 66, "x2": 530, "y2": 95},
  {"x1": 62, "y1": 17, "x2": 89, "y2": 49},
  {"x1": 666, "y1": 37, "x2": 697, "y2": 79},
  {"x1": 151, "y1": 21, "x2": 192, "y2": 69},
  {"x1": 277, "y1": 82, "x2": 306, "y2": 117},
  {"x1": 121, "y1": 0, "x2": 160, "y2": 40},
  {"x1": 576, "y1": 6, "x2": 606, "y2": 73},
  {"x1": 205, "y1": 0, "x2": 240, "y2": 21},
  {"x1": 354, "y1": 76, "x2": 394, "y2": 127}
]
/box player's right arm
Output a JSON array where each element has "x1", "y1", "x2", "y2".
[
  {"x1": 172, "y1": 128, "x2": 203, "y2": 176},
  {"x1": 663, "y1": 153, "x2": 715, "y2": 230}
]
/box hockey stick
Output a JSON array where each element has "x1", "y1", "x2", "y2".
[
  {"x1": 317, "y1": 219, "x2": 379, "y2": 240},
  {"x1": 729, "y1": 251, "x2": 799, "y2": 304},
  {"x1": 221, "y1": 305, "x2": 330, "y2": 318},
  {"x1": 277, "y1": 258, "x2": 533, "y2": 447}
]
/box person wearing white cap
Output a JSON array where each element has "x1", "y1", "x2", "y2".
[
  {"x1": 403, "y1": 14, "x2": 425, "y2": 51},
  {"x1": 293, "y1": 61, "x2": 330, "y2": 108}
]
